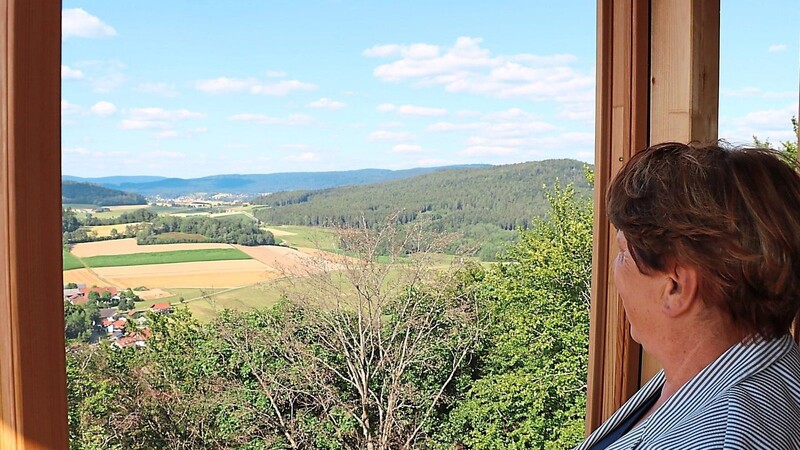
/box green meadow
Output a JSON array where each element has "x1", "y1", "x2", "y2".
[{"x1": 82, "y1": 248, "x2": 251, "y2": 268}]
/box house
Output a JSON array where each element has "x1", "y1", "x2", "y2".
[
  {"x1": 113, "y1": 329, "x2": 152, "y2": 349},
  {"x1": 79, "y1": 286, "x2": 118, "y2": 298},
  {"x1": 149, "y1": 302, "x2": 173, "y2": 314},
  {"x1": 99, "y1": 317, "x2": 127, "y2": 335}
]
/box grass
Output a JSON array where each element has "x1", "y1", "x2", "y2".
[
  {"x1": 62, "y1": 249, "x2": 84, "y2": 270},
  {"x1": 82, "y1": 248, "x2": 251, "y2": 268},
  {"x1": 182, "y1": 283, "x2": 288, "y2": 322},
  {"x1": 133, "y1": 287, "x2": 226, "y2": 310},
  {"x1": 267, "y1": 225, "x2": 338, "y2": 250}
]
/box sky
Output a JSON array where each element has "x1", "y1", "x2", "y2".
[{"x1": 61, "y1": 1, "x2": 799, "y2": 178}]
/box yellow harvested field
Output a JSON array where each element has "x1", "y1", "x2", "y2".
[
  {"x1": 235, "y1": 245, "x2": 341, "y2": 275},
  {"x1": 134, "y1": 288, "x2": 172, "y2": 301},
  {"x1": 94, "y1": 259, "x2": 281, "y2": 288},
  {"x1": 85, "y1": 224, "x2": 129, "y2": 238},
  {"x1": 71, "y1": 238, "x2": 232, "y2": 258},
  {"x1": 263, "y1": 227, "x2": 297, "y2": 237},
  {"x1": 63, "y1": 268, "x2": 110, "y2": 288}
]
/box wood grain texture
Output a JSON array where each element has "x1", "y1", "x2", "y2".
[
  {"x1": 641, "y1": 0, "x2": 720, "y2": 382},
  {"x1": 0, "y1": 1, "x2": 69, "y2": 448},
  {"x1": 587, "y1": 0, "x2": 649, "y2": 434}
]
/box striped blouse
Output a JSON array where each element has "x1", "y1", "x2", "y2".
[{"x1": 574, "y1": 335, "x2": 800, "y2": 450}]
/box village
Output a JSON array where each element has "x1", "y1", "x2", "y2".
[{"x1": 63, "y1": 284, "x2": 173, "y2": 348}]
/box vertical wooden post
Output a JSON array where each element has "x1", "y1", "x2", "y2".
[
  {"x1": 587, "y1": 0, "x2": 650, "y2": 433},
  {"x1": 588, "y1": 0, "x2": 720, "y2": 432},
  {"x1": 0, "y1": 0, "x2": 69, "y2": 449},
  {"x1": 642, "y1": 0, "x2": 720, "y2": 380}
]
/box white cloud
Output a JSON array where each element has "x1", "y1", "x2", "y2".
[
  {"x1": 735, "y1": 104, "x2": 797, "y2": 128},
  {"x1": 128, "y1": 107, "x2": 205, "y2": 121},
  {"x1": 457, "y1": 110, "x2": 482, "y2": 117},
  {"x1": 285, "y1": 152, "x2": 320, "y2": 162},
  {"x1": 62, "y1": 8, "x2": 117, "y2": 39},
  {"x1": 768, "y1": 44, "x2": 787, "y2": 53},
  {"x1": 392, "y1": 144, "x2": 423, "y2": 153},
  {"x1": 61, "y1": 100, "x2": 80, "y2": 115},
  {"x1": 137, "y1": 82, "x2": 179, "y2": 97},
  {"x1": 443, "y1": 108, "x2": 583, "y2": 160},
  {"x1": 119, "y1": 119, "x2": 170, "y2": 130},
  {"x1": 557, "y1": 102, "x2": 595, "y2": 122},
  {"x1": 367, "y1": 36, "x2": 593, "y2": 103},
  {"x1": 73, "y1": 60, "x2": 127, "y2": 93},
  {"x1": 363, "y1": 44, "x2": 402, "y2": 58},
  {"x1": 195, "y1": 77, "x2": 257, "y2": 93},
  {"x1": 721, "y1": 104, "x2": 798, "y2": 144},
  {"x1": 309, "y1": 97, "x2": 347, "y2": 110},
  {"x1": 376, "y1": 103, "x2": 447, "y2": 117},
  {"x1": 230, "y1": 113, "x2": 313, "y2": 126},
  {"x1": 366, "y1": 130, "x2": 415, "y2": 142},
  {"x1": 195, "y1": 77, "x2": 317, "y2": 95},
  {"x1": 154, "y1": 130, "x2": 180, "y2": 139},
  {"x1": 61, "y1": 65, "x2": 84, "y2": 79},
  {"x1": 425, "y1": 122, "x2": 482, "y2": 132},
  {"x1": 90, "y1": 101, "x2": 117, "y2": 116},
  {"x1": 397, "y1": 105, "x2": 448, "y2": 117},
  {"x1": 154, "y1": 128, "x2": 207, "y2": 140},
  {"x1": 250, "y1": 80, "x2": 317, "y2": 95}
]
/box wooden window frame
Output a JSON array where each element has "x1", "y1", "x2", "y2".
[
  {"x1": 0, "y1": 0, "x2": 794, "y2": 447},
  {"x1": 0, "y1": 1, "x2": 68, "y2": 448}
]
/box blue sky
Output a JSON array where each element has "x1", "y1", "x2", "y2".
[{"x1": 61, "y1": 1, "x2": 798, "y2": 178}]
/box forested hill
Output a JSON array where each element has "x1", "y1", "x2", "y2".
[
  {"x1": 63, "y1": 165, "x2": 488, "y2": 197},
  {"x1": 62, "y1": 181, "x2": 147, "y2": 206},
  {"x1": 251, "y1": 160, "x2": 592, "y2": 259}
]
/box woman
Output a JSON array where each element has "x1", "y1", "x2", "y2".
[{"x1": 576, "y1": 142, "x2": 800, "y2": 449}]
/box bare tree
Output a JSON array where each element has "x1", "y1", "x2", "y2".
[{"x1": 274, "y1": 215, "x2": 484, "y2": 449}]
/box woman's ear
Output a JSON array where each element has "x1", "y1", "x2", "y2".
[{"x1": 662, "y1": 264, "x2": 699, "y2": 317}]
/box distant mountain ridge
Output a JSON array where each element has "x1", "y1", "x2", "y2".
[
  {"x1": 251, "y1": 159, "x2": 592, "y2": 260},
  {"x1": 62, "y1": 165, "x2": 489, "y2": 197},
  {"x1": 62, "y1": 181, "x2": 147, "y2": 206}
]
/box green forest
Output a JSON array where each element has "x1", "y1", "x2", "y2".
[
  {"x1": 66, "y1": 183, "x2": 592, "y2": 450},
  {"x1": 251, "y1": 160, "x2": 592, "y2": 260},
  {"x1": 136, "y1": 214, "x2": 275, "y2": 246},
  {"x1": 62, "y1": 181, "x2": 147, "y2": 206}
]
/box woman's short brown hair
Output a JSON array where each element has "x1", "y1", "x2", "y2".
[{"x1": 608, "y1": 142, "x2": 800, "y2": 339}]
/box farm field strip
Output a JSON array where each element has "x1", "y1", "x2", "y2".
[
  {"x1": 82, "y1": 248, "x2": 251, "y2": 268},
  {"x1": 84, "y1": 224, "x2": 136, "y2": 237},
  {"x1": 95, "y1": 260, "x2": 282, "y2": 289},
  {"x1": 234, "y1": 244, "x2": 344, "y2": 275},
  {"x1": 63, "y1": 268, "x2": 110, "y2": 287},
  {"x1": 63, "y1": 249, "x2": 84, "y2": 270},
  {"x1": 71, "y1": 238, "x2": 232, "y2": 257}
]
